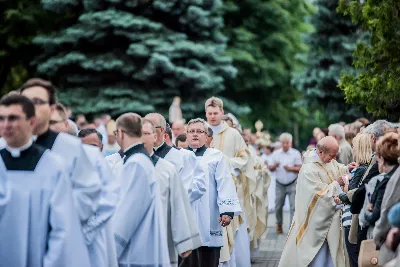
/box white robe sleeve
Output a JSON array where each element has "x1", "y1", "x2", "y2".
[
  {"x1": 170, "y1": 168, "x2": 202, "y2": 254},
  {"x1": 112, "y1": 161, "x2": 154, "y2": 258},
  {"x1": 82, "y1": 152, "x2": 120, "y2": 244},
  {"x1": 216, "y1": 154, "x2": 242, "y2": 216},
  {"x1": 0, "y1": 161, "x2": 10, "y2": 221},
  {"x1": 44, "y1": 170, "x2": 91, "y2": 267},
  {"x1": 69, "y1": 144, "x2": 102, "y2": 222},
  {"x1": 181, "y1": 151, "x2": 207, "y2": 203}
]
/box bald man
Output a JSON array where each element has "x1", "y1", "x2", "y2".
[{"x1": 279, "y1": 137, "x2": 351, "y2": 267}]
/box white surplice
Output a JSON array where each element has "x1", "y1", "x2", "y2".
[
  {"x1": 34, "y1": 130, "x2": 102, "y2": 223},
  {"x1": 189, "y1": 146, "x2": 242, "y2": 247},
  {"x1": 82, "y1": 145, "x2": 120, "y2": 267},
  {"x1": 151, "y1": 153, "x2": 202, "y2": 266},
  {"x1": 112, "y1": 143, "x2": 170, "y2": 267},
  {"x1": 154, "y1": 142, "x2": 206, "y2": 203},
  {"x1": 0, "y1": 143, "x2": 91, "y2": 267}
]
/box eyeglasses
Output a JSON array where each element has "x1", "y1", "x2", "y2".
[
  {"x1": 31, "y1": 98, "x2": 49, "y2": 105},
  {"x1": 49, "y1": 119, "x2": 65, "y2": 125},
  {"x1": 188, "y1": 130, "x2": 206, "y2": 134},
  {"x1": 155, "y1": 126, "x2": 162, "y2": 129},
  {"x1": 113, "y1": 129, "x2": 127, "y2": 136}
]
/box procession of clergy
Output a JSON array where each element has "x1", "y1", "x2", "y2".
[{"x1": 0, "y1": 78, "x2": 273, "y2": 267}]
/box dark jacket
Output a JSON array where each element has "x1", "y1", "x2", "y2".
[
  {"x1": 365, "y1": 165, "x2": 399, "y2": 226},
  {"x1": 351, "y1": 161, "x2": 380, "y2": 214}
]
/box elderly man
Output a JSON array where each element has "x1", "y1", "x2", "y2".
[
  {"x1": 278, "y1": 136, "x2": 350, "y2": 267},
  {"x1": 268, "y1": 133, "x2": 302, "y2": 233},
  {"x1": 172, "y1": 119, "x2": 186, "y2": 144},
  {"x1": 329, "y1": 123, "x2": 353, "y2": 165}
]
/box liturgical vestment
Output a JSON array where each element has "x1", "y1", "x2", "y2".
[
  {"x1": 112, "y1": 143, "x2": 170, "y2": 267},
  {"x1": 211, "y1": 121, "x2": 256, "y2": 265},
  {"x1": 0, "y1": 142, "x2": 91, "y2": 267},
  {"x1": 278, "y1": 149, "x2": 349, "y2": 267},
  {"x1": 150, "y1": 152, "x2": 202, "y2": 267}
]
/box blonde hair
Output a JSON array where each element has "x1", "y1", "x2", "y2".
[
  {"x1": 205, "y1": 96, "x2": 223, "y2": 110},
  {"x1": 352, "y1": 133, "x2": 373, "y2": 164}
]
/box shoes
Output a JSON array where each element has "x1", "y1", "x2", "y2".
[{"x1": 276, "y1": 224, "x2": 283, "y2": 234}]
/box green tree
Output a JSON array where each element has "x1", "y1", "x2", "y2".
[
  {"x1": 222, "y1": 0, "x2": 312, "y2": 131},
  {"x1": 0, "y1": 0, "x2": 77, "y2": 95},
  {"x1": 34, "y1": 0, "x2": 239, "y2": 118},
  {"x1": 338, "y1": 0, "x2": 400, "y2": 119},
  {"x1": 293, "y1": 0, "x2": 368, "y2": 122}
]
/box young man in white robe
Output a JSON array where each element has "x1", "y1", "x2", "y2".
[
  {"x1": 183, "y1": 118, "x2": 242, "y2": 267},
  {"x1": 112, "y1": 113, "x2": 170, "y2": 266},
  {"x1": 0, "y1": 95, "x2": 91, "y2": 267},
  {"x1": 142, "y1": 119, "x2": 202, "y2": 267},
  {"x1": 279, "y1": 136, "x2": 352, "y2": 267},
  {"x1": 78, "y1": 128, "x2": 120, "y2": 267},
  {"x1": 205, "y1": 97, "x2": 256, "y2": 267},
  {"x1": 18, "y1": 78, "x2": 102, "y2": 224},
  {"x1": 145, "y1": 113, "x2": 206, "y2": 202}
]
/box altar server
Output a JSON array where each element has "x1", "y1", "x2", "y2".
[
  {"x1": 142, "y1": 119, "x2": 202, "y2": 266},
  {"x1": 19, "y1": 78, "x2": 102, "y2": 222},
  {"x1": 112, "y1": 113, "x2": 170, "y2": 266},
  {"x1": 0, "y1": 95, "x2": 91, "y2": 267},
  {"x1": 184, "y1": 118, "x2": 242, "y2": 267},
  {"x1": 78, "y1": 128, "x2": 120, "y2": 267},
  {"x1": 145, "y1": 113, "x2": 205, "y2": 202}
]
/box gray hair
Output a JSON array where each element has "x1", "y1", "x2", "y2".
[
  {"x1": 145, "y1": 113, "x2": 166, "y2": 129},
  {"x1": 279, "y1": 132, "x2": 293, "y2": 142},
  {"x1": 142, "y1": 119, "x2": 156, "y2": 133},
  {"x1": 328, "y1": 123, "x2": 345, "y2": 140},
  {"x1": 187, "y1": 118, "x2": 208, "y2": 131},
  {"x1": 362, "y1": 120, "x2": 395, "y2": 138}
]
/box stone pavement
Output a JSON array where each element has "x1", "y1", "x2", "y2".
[{"x1": 251, "y1": 211, "x2": 290, "y2": 267}]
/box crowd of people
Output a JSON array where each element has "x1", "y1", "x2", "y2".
[
  {"x1": 0, "y1": 77, "x2": 399, "y2": 267},
  {"x1": 0, "y1": 78, "x2": 270, "y2": 267}
]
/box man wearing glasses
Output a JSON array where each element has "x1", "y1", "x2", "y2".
[
  {"x1": 182, "y1": 118, "x2": 241, "y2": 267},
  {"x1": 144, "y1": 113, "x2": 206, "y2": 201},
  {"x1": 18, "y1": 78, "x2": 103, "y2": 264}
]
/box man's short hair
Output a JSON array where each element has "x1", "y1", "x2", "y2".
[
  {"x1": 145, "y1": 113, "x2": 166, "y2": 129},
  {"x1": 175, "y1": 133, "x2": 187, "y2": 146},
  {"x1": 165, "y1": 123, "x2": 172, "y2": 140},
  {"x1": 142, "y1": 119, "x2": 156, "y2": 133},
  {"x1": 54, "y1": 102, "x2": 68, "y2": 121},
  {"x1": 0, "y1": 95, "x2": 35, "y2": 119},
  {"x1": 316, "y1": 142, "x2": 329, "y2": 153},
  {"x1": 328, "y1": 123, "x2": 345, "y2": 140},
  {"x1": 207, "y1": 127, "x2": 213, "y2": 137},
  {"x1": 279, "y1": 132, "x2": 293, "y2": 142},
  {"x1": 362, "y1": 120, "x2": 396, "y2": 138},
  {"x1": 19, "y1": 78, "x2": 57, "y2": 105},
  {"x1": 205, "y1": 96, "x2": 223, "y2": 110},
  {"x1": 116, "y1": 113, "x2": 142, "y2": 138},
  {"x1": 78, "y1": 128, "x2": 103, "y2": 142},
  {"x1": 187, "y1": 118, "x2": 208, "y2": 131},
  {"x1": 221, "y1": 114, "x2": 233, "y2": 123}
]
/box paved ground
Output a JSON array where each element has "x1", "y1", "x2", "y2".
[{"x1": 251, "y1": 211, "x2": 290, "y2": 267}]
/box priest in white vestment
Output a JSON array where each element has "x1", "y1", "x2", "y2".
[
  {"x1": 145, "y1": 113, "x2": 206, "y2": 203},
  {"x1": 112, "y1": 113, "x2": 170, "y2": 267},
  {"x1": 20, "y1": 79, "x2": 102, "y2": 222},
  {"x1": 205, "y1": 97, "x2": 256, "y2": 267},
  {"x1": 278, "y1": 136, "x2": 350, "y2": 267},
  {"x1": 181, "y1": 118, "x2": 242, "y2": 267},
  {"x1": 142, "y1": 119, "x2": 202, "y2": 267},
  {"x1": 78, "y1": 128, "x2": 120, "y2": 267},
  {"x1": 0, "y1": 95, "x2": 91, "y2": 267}
]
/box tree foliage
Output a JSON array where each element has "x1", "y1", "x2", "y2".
[
  {"x1": 222, "y1": 0, "x2": 312, "y2": 130},
  {"x1": 293, "y1": 0, "x2": 368, "y2": 122},
  {"x1": 0, "y1": 0, "x2": 77, "y2": 95},
  {"x1": 338, "y1": 0, "x2": 400, "y2": 119},
  {"x1": 33, "y1": 0, "x2": 240, "y2": 118}
]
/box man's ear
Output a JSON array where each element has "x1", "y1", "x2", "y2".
[
  {"x1": 50, "y1": 104, "x2": 56, "y2": 113},
  {"x1": 30, "y1": 116, "x2": 37, "y2": 129},
  {"x1": 221, "y1": 109, "x2": 225, "y2": 115}
]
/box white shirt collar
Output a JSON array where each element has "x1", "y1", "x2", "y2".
[
  {"x1": 6, "y1": 139, "x2": 33, "y2": 158},
  {"x1": 123, "y1": 142, "x2": 142, "y2": 153},
  {"x1": 209, "y1": 123, "x2": 222, "y2": 135},
  {"x1": 154, "y1": 141, "x2": 165, "y2": 151},
  {"x1": 150, "y1": 151, "x2": 154, "y2": 157}
]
